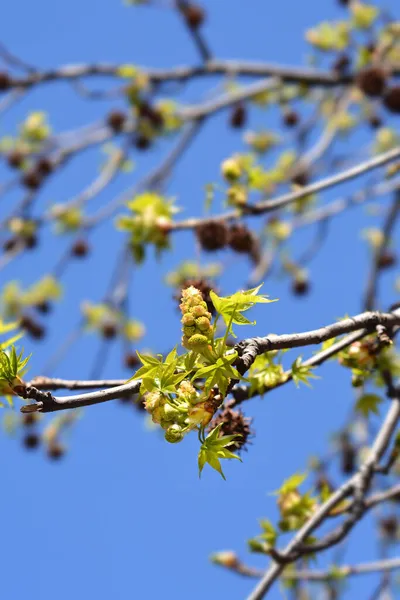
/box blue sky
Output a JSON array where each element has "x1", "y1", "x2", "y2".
[{"x1": 0, "y1": 1, "x2": 399, "y2": 599}]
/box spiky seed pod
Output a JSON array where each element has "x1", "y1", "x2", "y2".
[
  {"x1": 368, "y1": 114, "x2": 383, "y2": 129},
  {"x1": 292, "y1": 277, "x2": 310, "y2": 296},
  {"x1": 47, "y1": 442, "x2": 65, "y2": 460},
  {"x1": 23, "y1": 433, "x2": 40, "y2": 449},
  {"x1": 25, "y1": 234, "x2": 38, "y2": 250},
  {"x1": 383, "y1": 86, "x2": 400, "y2": 114},
  {"x1": 3, "y1": 237, "x2": 18, "y2": 252},
  {"x1": 71, "y1": 239, "x2": 89, "y2": 258},
  {"x1": 377, "y1": 251, "x2": 397, "y2": 270},
  {"x1": 291, "y1": 170, "x2": 310, "y2": 187},
  {"x1": 228, "y1": 223, "x2": 256, "y2": 254},
  {"x1": 138, "y1": 102, "x2": 164, "y2": 129},
  {"x1": 230, "y1": 103, "x2": 246, "y2": 128},
  {"x1": 35, "y1": 301, "x2": 51, "y2": 314},
  {"x1": 21, "y1": 169, "x2": 42, "y2": 190},
  {"x1": 332, "y1": 54, "x2": 350, "y2": 74},
  {"x1": 7, "y1": 150, "x2": 25, "y2": 169},
  {"x1": 36, "y1": 157, "x2": 53, "y2": 177},
  {"x1": 107, "y1": 110, "x2": 127, "y2": 132},
  {"x1": 181, "y1": 3, "x2": 205, "y2": 30},
  {"x1": 0, "y1": 71, "x2": 11, "y2": 90},
  {"x1": 356, "y1": 67, "x2": 387, "y2": 97},
  {"x1": 134, "y1": 135, "x2": 151, "y2": 150},
  {"x1": 176, "y1": 278, "x2": 218, "y2": 315},
  {"x1": 207, "y1": 400, "x2": 253, "y2": 453},
  {"x1": 283, "y1": 109, "x2": 299, "y2": 128},
  {"x1": 101, "y1": 322, "x2": 118, "y2": 339},
  {"x1": 22, "y1": 413, "x2": 39, "y2": 427},
  {"x1": 20, "y1": 315, "x2": 45, "y2": 339},
  {"x1": 195, "y1": 221, "x2": 229, "y2": 251},
  {"x1": 379, "y1": 516, "x2": 398, "y2": 541},
  {"x1": 124, "y1": 352, "x2": 140, "y2": 369}
]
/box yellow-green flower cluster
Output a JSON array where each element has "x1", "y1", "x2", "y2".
[
  {"x1": 180, "y1": 286, "x2": 213, "y2": 350},
  {"x1": 144, "y1": 380, "x2": 199, "y2": 443}
]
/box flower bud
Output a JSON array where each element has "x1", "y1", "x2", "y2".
[
  {"x1": 164, "y1": 424, "x2": 184, "y2": 443},
  {"x1": 186, "y1": 334, "x2": 209, "y2": 349},
  {"x1": 221, "y1": 158, "x2": 242, "y2": 183}
]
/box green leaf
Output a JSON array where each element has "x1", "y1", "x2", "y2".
[
  {"x1": 291, "y1": 357, "x2": 319, "y2": 388},
  {"x1": 210, "y1": 285, "x2": 277, "y2": 336},
  {"x1": 198, "y1": 424, "x2": 242, "y2": 479},
  {"x1": 355, "y1": 393, "x2": 382, "y2": 417},
  {"x1": 276, "y1": 472, "x2": 307, "y2": 495}
]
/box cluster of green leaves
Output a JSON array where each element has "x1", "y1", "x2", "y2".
[
  {"x1": 0, "y1": 319, "x2": 30, "y2": 407},
  {"x1": 0, "y1": 111, "x2": 51, "y2": 157},
  {"x1": 133, "y1": 284, "x2": 276, "y2": 478},
  {"x1": 248, "y1": 473, "x2": 319, "y2": 556},
  {"x1": 116, "y1": 192, "x2": 179, "y2": 262}
]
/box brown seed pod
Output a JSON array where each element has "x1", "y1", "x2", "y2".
[
  {"x1": 368, "y1": 114, "x2": 383, "y2": 129},
  {"x1": 0, "y1": 71, "x2": 11, "y2": 91},
  {"x1": 22, "y1": 413, "x2": 39, "y2": 427},
  {"x1": 181, "y1": 3, "x2": 205, "y2": 30},
  {"x1": 71, "y1": 239, "x2": 89, "y2": 258},
  {"x1": 332, "y1": 54, "x2": 351, "y2": 74},
  {"x1": 124, "y1": 352, "x2": 140, "y2": 369},
  {"x1": 36, "y1": 157, "x2": 53, "y2": 176},
  {"x1": 207, "y1": 400, "x2": 253, "y2": 453},
  {"x1": 21, "y1": 169, "x2": 42, "y2": 190},
  {"x1": 377, "y1": 251, "x2": 397, "y2": 270},
  {"x1": 25, "y1": 234, "x2": 38, "y2": 250},
  {"x1": 339, "y1": 433, "x2": 356, "y2": 474},
  {"x1": 35, "y1": 301, "x2": 51, "y2": 314},
  {"x1": 356, "y1": 67, "x2": 387, "y2": 97},
  {"x1": 101, "y1": 322, "x2": 118, "y2": 339},
  {"x1": 379, "y1": 516, "x2": 398, "y2": 540},
  {"x1": 283, "y1": 109, "x2": 300, "y2": 128},
  {"x1": 23, "y1": 433, "x2": 40, "y2": 450},
  {"x1": 3, "y1": 237, "x2": 18, "y2": 252},
  {"x1": 383, "y1": 86, "x2": 400, "y2": 114},
  {"x1": 134, "y1": 135, "x2": 152, "y2": 150},
  {"x1": 230, "y1": 103, "x2": 247, "y2": 129},
  {"x1": 195, "y1": 221, "x2": 229, "y2": 251},
  {"x1": 107, "y1": 110, "x2": 127, "y2": 132},
  {"x1": 228, "y1": 223, "x2": 256, "y2": 254},
  {"x1": 292, "y1": 277, "x2": 310, "y2": 296},
  {"x1": 47, "y1": 442, "x2": 65, "y2": 460},
  {"x1": 291, "y1": 170, "x2": 310, "y2": 187},
  {"x1": 138, "y1": 102, "x2": 164, "y2": 129},
  {"x1": 7, "y1": 150, "x2": 25, "y2": 169}
]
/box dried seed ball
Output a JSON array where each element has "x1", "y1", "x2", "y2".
[
  {"x1": 7, "y1": 149, "x2": 25, "y2": 169},
  {"x1": 22, "y1": 413, "x2": 39, "y2": 427},
  {"x1": 25, "y1": 234, "x2": 38, "y2": 250},
  {"x1": 291, "y1": 170, "x2": 309, "y2": 187},
  {"x1": 21, "y1": 169, "x2": 42, "y2": 190},
  {"x1": 332, "y1": 54, "x2": 350, "y2": 74},
  {"x1": 134, "y1": 135, "x2": 151, "y2": 150},
  {"x1": 230, "y1": 103, "x2": 246, "y2": 129},
  {"x1": 20, "y1": 315, "x2": 45, "y2": 339},
  {"x1": 138, "y1": 102, "x2": 164, "y2": 128},
  {"x1": 0, "y1": 71, "x2": 11, "y2": 91},
  {"x1": 207, "y1": 400, "x2": 253, "y2": 453},
  {"x1": 47, "y1": 442, "x2": 65, "y2": 460},
  {"x1": 368, "y1": 114, "x2": 383, "y2": 129},
  {"x1": 339, "y1": 433, "x2": 356, "y2": 474},
  {"x1": 101, "y1": 322, "x2": 118, "y2": 339},
  {"x1": 124, "y1": 352, "x2": 140, "y2": 369},
  {"x1": 36, "y1": 157, "x2": 53, "y2": 177},
  {"x1": 107, "y1": 110, "x2": 127, "y2": 132},
  {"x1": 181, "y1": 3, "x2": 205, "y2": 30},
  {"x1": 356, "y1": 67, "x2": 387, "y2": 97},
  {"x1": 292, "y1": 277, "x2": 310, "y2": 296},
  {"x1": 71, "y1": 239, "x2": 89, "y2": 257},
  {"x1": 35, "y1": 301, "x2": 51, "y2": 314},
  {"x1": 196, "y1": 221, "x2": 229, "y2": 251},
  {"x1": 377, "y1": 251, "x2": 397, "y2": 270},
  {"x1": 23, "y1": 433, "x2": 40, "y2": 449},
  {"x1": 3, "y1": 237, "x2": 18, "y2": 252},
  {"x1": 383, "y1": 86, "x2": 400, "y2": 114},
  {"x1": 379, "y1": 516, "x2": 398, "y2": 540},
  {"x1": 228, "y1": 223, "x2": 255, "y2": 254},
  {"x1": 283, "y1": 109, "x2": 299, "y2": 128}
]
